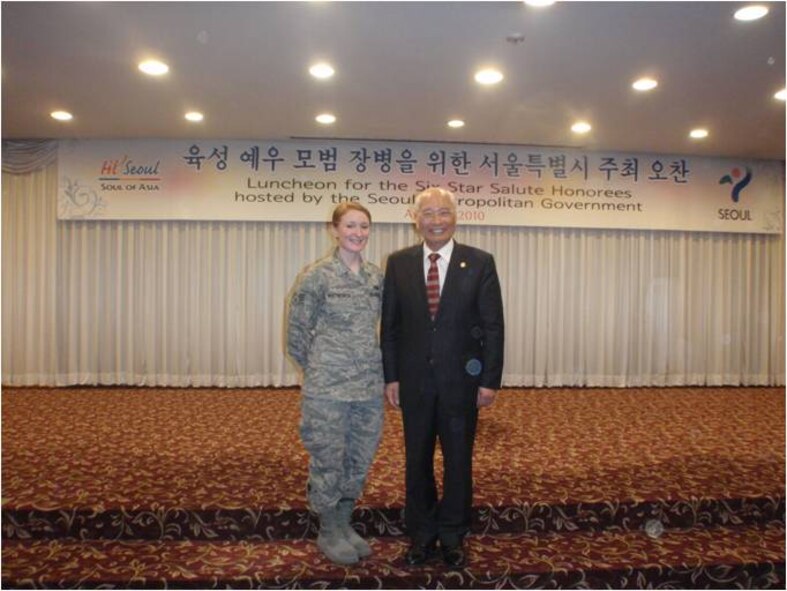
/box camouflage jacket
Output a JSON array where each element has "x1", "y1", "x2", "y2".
[{"x1": 287, "y1": 250, "x2": 384, "y2": 401}]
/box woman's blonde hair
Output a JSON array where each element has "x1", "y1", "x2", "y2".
[{"x1": 332, "y1": 202, "x2": 372, "y2": 226}]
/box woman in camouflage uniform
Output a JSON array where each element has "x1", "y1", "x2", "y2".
[{"x1": 286, "y1": 203, "x2": 384, "y2": 565}]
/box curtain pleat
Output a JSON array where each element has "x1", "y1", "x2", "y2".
[
  {"x1": 2, "y1": 161, "x2": 784, "y2": 387},
  {"x1": 2, "y1": 140, "x2": 58, "y2": 174}
]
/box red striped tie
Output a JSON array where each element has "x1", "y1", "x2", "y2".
[{"x1": 426, "y1": 253, "x2": 441, "y2": 320}]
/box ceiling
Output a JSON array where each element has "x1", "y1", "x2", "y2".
[{"x1": 2, "y1": 1, "x2": 785, "y2": 160}]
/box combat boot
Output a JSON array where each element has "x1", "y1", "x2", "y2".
[
  {"x1": 337, "y1": 498, "x2": 372, "y2": 558},
  {"x1": 317, "y1": 506, "x2": 360, "y2": 565}
]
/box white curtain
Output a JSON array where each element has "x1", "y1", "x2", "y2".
[{"x1": 3, "y1": 149, "x2": 784, "y2": 387}]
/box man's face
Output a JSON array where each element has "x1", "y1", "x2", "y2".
[{"x1": 416, "y1": 192, "x2": 456, "y2": 250}]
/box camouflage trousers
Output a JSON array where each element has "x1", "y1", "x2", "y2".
[{"x1": 300, "y1": 396, "x2": 384, "y2": 514}]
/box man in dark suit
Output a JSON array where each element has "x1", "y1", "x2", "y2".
[{"x1": 381, "y1": 187, "x2": 505, "y2": 568}]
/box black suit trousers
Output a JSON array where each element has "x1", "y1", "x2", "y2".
[{"x1": 401, "y1": 369, "x2": 478, "y2": 546}]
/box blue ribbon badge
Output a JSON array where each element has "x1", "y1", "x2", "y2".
[{"x1": 465, "y1": 358, "x2": 482, "y2": 376}]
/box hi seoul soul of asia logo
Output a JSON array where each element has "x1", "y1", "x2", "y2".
[
  {"x1": 98, "y1": 155, "x2": 162, "y2": 192},
  {"x1": 717, "y1": 166, "x2": 753, "y2": 221}
]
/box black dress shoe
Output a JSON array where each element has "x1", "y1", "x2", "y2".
[
  {"x1": 441, "y1": 542, "x2": 467, "y2": 568},
  {"x1": 404, "y1": 540, "x2": 437, "y2": 566}
]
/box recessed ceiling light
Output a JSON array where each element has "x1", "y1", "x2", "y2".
[
  {"x1": 734, "y1": 5, "x2": 769, "y2": 21},
  {"x1": 774, "y1": 89, "x2": 787, "y2": 101},
  {"x1": 571, "y1": 121, "x2": 592, "y2": 134},
  {"x1": 309, "y1": 62, "x2": 335, "y2": 79},
  {"x1": 523, "y1": 0, "x2": 556, "y2": 6},
  {"x1": 689, "y1": 128, "x2": 709, "y2": 139},
  {"x1": 50, "y1": 110, "x2": 73, "y2": 121},
  {"x1": 315, "y1": 113, "x2": 336, "y2": 125},
  {"x1": 138, "y1": 59, "x2": 169, "y2": 76},
  {"x1": 474, "y1": 68, "x2": 504, "y2": 85},
  {"x1": 184, "y1": 111, "x2": 204, "y2": 122},
  {"x1": 632, "y1": 77, "x2": 658, "y2": 92},
  {"x1": 447, "y1": 119, "x2": 465, "y2": 129}
]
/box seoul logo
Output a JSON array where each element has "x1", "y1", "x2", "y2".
[
  {"x1": 718, "y1": 166, "x2": 752, "y2": 203},
  {"x1": 717, "y1": 166, "x2": 753, "y2": 222}
]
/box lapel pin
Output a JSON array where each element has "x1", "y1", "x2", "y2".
[{"x1": 460, "y1": 261, "x2": 467, "y2": 268}]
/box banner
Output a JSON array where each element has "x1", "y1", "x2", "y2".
[{"x1": 58, "y1": 139, "x2": 784, "y2": 233}]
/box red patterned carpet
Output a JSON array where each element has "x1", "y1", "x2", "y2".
[{"x1": 2, "y1": 386, "x2": 785, "y2": 588}]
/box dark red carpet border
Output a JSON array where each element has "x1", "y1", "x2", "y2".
[{"x1": 3, "y1": 495, "x2": 784, "y2": 541}]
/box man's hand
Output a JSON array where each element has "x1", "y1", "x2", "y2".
[
  {"x1": 385, "y1": 382, "x2": 400, "y2": 409},
  {"x1": 477, "y1": 387, "x2": 497, "y2": 408}
]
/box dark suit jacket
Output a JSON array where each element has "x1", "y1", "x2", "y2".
[{"x1": 381, "y1": 242, "x2": 504, "y2": 412}]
